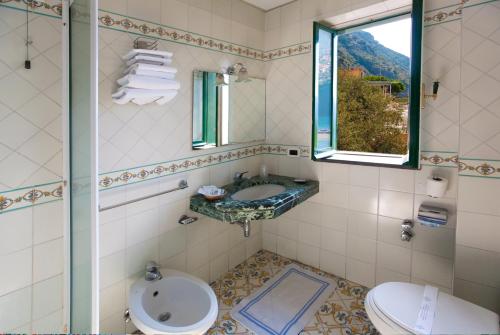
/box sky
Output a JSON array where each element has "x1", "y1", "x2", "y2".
[{"x1": 363, "y1": 18, "x2": 412, "y2": 57}]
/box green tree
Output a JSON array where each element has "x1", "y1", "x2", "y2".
[
  {"x1": 337, "y1": 73, "x2": 407, "y2": 154},
  {"x1": 363, "y1": 75, "x2": 406, "y2": 95}
]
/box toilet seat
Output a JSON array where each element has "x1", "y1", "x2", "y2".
[{"x1": 365, "y1": 282, "x2": 500, "y2": 335}]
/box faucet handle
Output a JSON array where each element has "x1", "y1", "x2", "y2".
[
  {"x1": 235, "y1": 171, "x2": 248, "y2": 179},
  {"x1": 146, "y1": 261, "x2": 159, "y2": 272}
]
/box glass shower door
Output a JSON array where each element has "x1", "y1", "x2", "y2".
[{"x1": 67, "y1": 0, "x2": 99, "y2": 332}]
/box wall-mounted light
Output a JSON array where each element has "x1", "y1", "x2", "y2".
[
  {"x1": 226, "y1": 63, "x2": 250, "y2": 83},
  {"x1": 216, "y1": 73, "x2": 228, "y2": 86},
  {"x1": 421, "y1": 81, "x2": 439, "y2": 108}
]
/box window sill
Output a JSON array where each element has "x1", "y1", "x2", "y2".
[{"x1": 315, "y1": 151, "x2": 416, "y2": 169}]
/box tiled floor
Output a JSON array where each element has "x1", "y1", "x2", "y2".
[{"x1": 207, "y1": 250, "x2": 378, "y2": 335}]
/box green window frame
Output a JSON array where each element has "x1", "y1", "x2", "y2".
[
  {"x1": 312, "y1": 0, "x2": 423, "y2": 169},
  {"x1": 193, "y1": 72, "x2": 218, "y2": 148}
]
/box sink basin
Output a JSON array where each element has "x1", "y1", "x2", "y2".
[
  {"x1": 129, "y1": 268, "x2": 218, "y2": 335},
  {"x1": 231, "y1": 184, "x2": 286, "y2": 201}
]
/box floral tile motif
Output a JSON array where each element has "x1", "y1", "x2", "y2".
[
  {"x1": 424, "y1": 0, "x2": 469, "y2": 26},
  {"x1": 0, "y1": 180, "x2": 63, "y2": 214},
  {"x1": 420, "y1": 151, "x2": 459, "y2": 167},
  {"x1": 459, "y1": 158, "x2": 500, "y2": 178},
  {"x1": 0, "y1": 0, "x2": 62, "y2": 18},
  {"x1": 207, "y1": 250, "x2": 377, "y2": 335}
]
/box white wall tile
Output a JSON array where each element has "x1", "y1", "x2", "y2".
[
  {"x1": 346, "y1": 258, "x2": 375, "y2": 288},
  {"x1": 376, "y1": 267, "x2": 410, "y2": 285},
  {"x1": 376, "y1": 242, "x2": 411, "y2": 275},
  {"x1": 347, "y1": 235, "x2": 376, "y2": 264},
  {"x1": 380, "y1": 168, "x2": 415, "y2": 193},
  {"x1": 210, "y1": 253, "x2": 229, "y2": 282},
  {"x1": 412, "y1": 251, "x2": 454, "y2": 288},
  {"x1": 457, "y1": 211, "x2": 500, "y2": 253},
  {"x1": 455, "y1": 245, "x2": 500, "y2": 288},
  {"x1": 349, "y1": 185, "x2": 378, "y2": 214},
  {"x1": 298, "y1": 222, "x2": 321, "y2": 246},
  {"x1": 263, "y1": 232, "x2": 278, "y2": 253},
  {"x1": 320, "y1": 227, "x2": 346, "y2": 255},
  {"x1": 0, "y1": 209, "x2": 32, "y2": 255},
  {"x1": 100, "y1": 251, "x2": 126, "y2": 289},
  {"x1": 277, "y1": 236, "x2": 297, "y2": 260},
  {"x1": 320, "y1": 249, "x2": 346, "y2": 278},
  {"x1": 297, "y1": 242, "x2": 320, "y2": 267},
  {"x1": 349, "y1": 165, "x2": 379, "y2": 189},
  {"x1": 348, "y1": 211, "x2": 377, "y2": 240},
  {"x1": 33, "y1": 201, "x2": 63, "y2": 245},
  {"x1": 454, "y1": 279, "x2": 500, "y2": 314},
  {"x1": 0, "y1": 286, "x2": 32, "y2": 332},
  {"x1": 32, "y1": 275, "x2": 63, "y2": 320},
  {"x1": 379, "y1": 190, "x2": 413, "y2": 220},
  {"x1": 0, "y1": 248, "x2": 32, "y2": 296},
  {"x1": 33, "y1": 238, "x2": 63, "y2": 283}
]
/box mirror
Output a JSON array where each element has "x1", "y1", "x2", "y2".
[{"x1": 192, "y1": 70, "x2": 266, "y2": 149}]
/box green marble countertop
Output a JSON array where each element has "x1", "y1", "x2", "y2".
[{"x1": 190, "y1": 175, "x2": 319, "y2": 222}]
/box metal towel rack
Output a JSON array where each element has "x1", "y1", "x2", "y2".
[{"x1": 99, "y1": 180, "x2": 188, "y2": 212}]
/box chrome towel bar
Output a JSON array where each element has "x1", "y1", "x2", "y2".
[{"x1": 99, "y1": 180, "x2": 188, "y2": 212}]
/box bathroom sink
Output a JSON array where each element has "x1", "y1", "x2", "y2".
[
  {"x1": 231, "y1": 184, "x2": 286, "y2": 201},
  {"x1": 129, "y1": 268, "x2": 218, "y2": 335}
]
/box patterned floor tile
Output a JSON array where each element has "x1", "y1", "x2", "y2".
[{"x1": 207, "y1": 250, "x2": 378, "y2": 335}]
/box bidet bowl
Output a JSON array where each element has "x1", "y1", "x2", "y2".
[{"x1": 128, "y1": 268, "x2": 218, "y2": 335}]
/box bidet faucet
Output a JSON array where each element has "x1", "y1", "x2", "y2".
[
  {"x1": 145, "y1": 261, "x2": 163, "y2": 281},
  {"x1": 234, "y1": 171, "x2": 248, "y2": 183}
]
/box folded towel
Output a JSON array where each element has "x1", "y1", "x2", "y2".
[
  {"x1": 126, "y1": 55, "x2": 172, "y2": 67},
  {"x1": 124, "y1": 63, "x2": 178, "y2": 75},
  {"x1": 123, "y1": 49, "x2": 173, "y2": 60},
  {"x1": 156, "y1": 90, "x2": 178, "y2": 105},
  {"x1": 112, "y1": 87, "x2": 178, "y2": 105},
  {"x1": 117, "y1": 74, "x2": 181, "y2": 90},
  {"x1": 127, "y1": 68, "x2": 176, "y2": 80}
]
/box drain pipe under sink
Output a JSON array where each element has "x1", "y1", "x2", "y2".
[{"x1": 231, "y1": 219, "x2": 251, "y2": 237}]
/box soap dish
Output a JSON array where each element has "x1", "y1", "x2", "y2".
[{"x1": 203, "y1": 192, "x2": 226, "y2": 201}]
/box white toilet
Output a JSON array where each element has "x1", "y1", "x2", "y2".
[{"x1": 365, "y1": 282, "x2": 500, "y2": 334}]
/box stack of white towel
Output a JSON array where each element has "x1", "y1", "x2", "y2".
[{"x1": 112, "y1": 49, "x2": 180, "y2": 105}]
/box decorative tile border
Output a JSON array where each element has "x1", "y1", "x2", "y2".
[
  {"x1": 0, "y1": 0, "x2": 62, "y2": 18},
  {"x1": 0, "y1": 180, "x2": 63, "y2": 214},
  {"x1": 424, "y1": 0, "x2": 468, "y2": 25},
  {"x1": 420, "y1": 151, "x2": 459, "y2": 167},
  {"x1": 459, "y1": 158, "x2": 500, "y2": 178},
  {"x1": 99, "y1": 144, "x2": 311, "y2": 191},
  {"x1": 265, "y1": 42, "x2": 311, "y2": 61},
  {"x1": 98, "y1": 10, "x2": 267, "y2": 61},
  {"x1": 98, "y1": 10, "x2": 311, "y2": 62}
]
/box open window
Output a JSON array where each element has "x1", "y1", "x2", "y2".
[{"x1": 312, "y1": 0, "x2": 423, "y2": 168}]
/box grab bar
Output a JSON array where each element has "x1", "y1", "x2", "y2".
[{"x1": 99, "y1": 180, "x2": 188, "y2": 212}]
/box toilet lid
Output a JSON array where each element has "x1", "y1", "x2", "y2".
[{"x1": 371, "y1": 282, "x2": 500, "y2": 334}]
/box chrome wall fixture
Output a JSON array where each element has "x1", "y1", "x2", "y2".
[
  {"x1": 231, "y1": 219, "x2": 251, "y2": 238},
  {"x1": 99, "y1": 180, "x2": 188, "y2": 212},
  {"x1": 401, "y1": 219, "x2": 414, "y2": 242},
  {"x1": 226, "y1": 62, "x2": 250, "y2": 82},
  {"x1": 421, "y1": 80, "x2": 440, "y2": 108}
]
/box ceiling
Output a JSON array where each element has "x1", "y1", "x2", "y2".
[{"x1": 242, "y1": 0, "x2": 295, "y2": 11}]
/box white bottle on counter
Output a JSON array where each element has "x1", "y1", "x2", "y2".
[{"x1": 260, "y1": 164, "x2": 268, "y2": 178}]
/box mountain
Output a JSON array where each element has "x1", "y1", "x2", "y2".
[{"x1": 338, "y1": 31, "x2": 410, "y2": 90}]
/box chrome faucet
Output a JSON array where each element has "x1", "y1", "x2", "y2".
[
  {"x1": 145, "y1": 261, "x2": 162, "y2": 281},
  {"x1": 234, "y1": 171, "x2": 248, "y2": 183}
]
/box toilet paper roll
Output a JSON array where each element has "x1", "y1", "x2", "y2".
[{"x1": 426, "y1": 176, "x2": 448, "y2": 198}]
